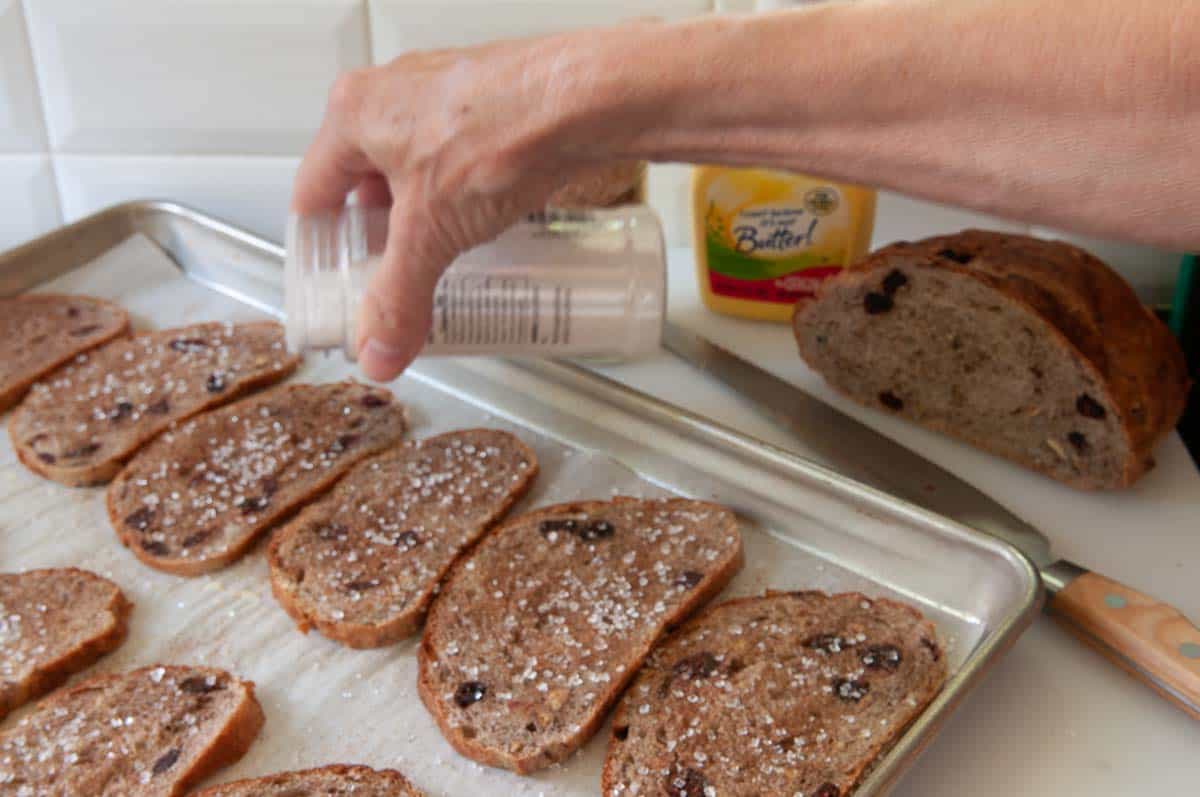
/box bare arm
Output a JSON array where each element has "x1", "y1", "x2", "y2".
[
  {"x1": 570, "y1": 0, "x2": 1199, "y2": 250},
  {"x1": 294, "y1": 0, "x2": 1200, "y2": 380}
]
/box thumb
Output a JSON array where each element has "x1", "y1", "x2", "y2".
[{"x1": 355, "y1": 203, "x2": 448, "y2": 381}]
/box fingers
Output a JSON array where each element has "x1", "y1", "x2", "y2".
[
  {"x1": 355, "y1": 200, "x2": 449, "y2": 381},
  {"x1": 291, "y1": 71, "x2": 376, "y2": 215},
  {"x1": 354, "y1": 173, "x2": 392, "y2": 208}
]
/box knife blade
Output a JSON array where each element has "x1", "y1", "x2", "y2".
[{"x1": 663, "y1": 320, "x2": 1200, "y2": 719}]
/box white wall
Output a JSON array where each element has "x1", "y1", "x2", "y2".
[{"x1": 0, "y1": 0, "x2": 1182, "y2": 302}]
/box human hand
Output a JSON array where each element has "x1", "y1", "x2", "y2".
[{"x1": 291, "y1": 29, "x2": 648, "y2": 381}]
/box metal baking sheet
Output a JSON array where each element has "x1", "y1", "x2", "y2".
[{"x1": 0, "y1": 202, "x2": 1040, "y2": 796}]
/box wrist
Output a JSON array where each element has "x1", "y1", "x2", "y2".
[{"x1": 532, "y1": 19, "x2": 702, "y2": 166}]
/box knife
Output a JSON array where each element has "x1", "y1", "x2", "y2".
[{"x1": 663, "y1": 321, "x2": 1200, "y2": 719}]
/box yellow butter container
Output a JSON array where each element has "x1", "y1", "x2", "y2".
[{"x1": 692, "y1": 166, "x2": 876, "y2": 322}]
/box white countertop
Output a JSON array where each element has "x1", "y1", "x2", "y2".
[{"x1": 590, "y1": 247, "x2": 1200, "y2": 795}]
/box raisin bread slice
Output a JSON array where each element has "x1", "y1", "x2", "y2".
[
  {"x1": 192, "y1": 764, "x2": 424, "y2": 796},
  {"x1": 418, "y1": 497, "x2": 744, "y2": 774},
  {"x1": 0, "y1": 294, "x2": 130, "y2": 413},
  {"x1": 794, "y1": 230, "x2": 1191, "y2": 489},
  {"x1": 268, "y1": 429, "x2": 538, "y2": 648},
  {"x1": 8, "y1": 321, "x2": 300, "y2": 486},
  {"x1": 0, "y1": 568, "x2": 132, "y2": 720},
  {"x1": 602, "y1": 592, "x2": 948, "y2": 797},
  {"x1": 107, "y1": 381, "x2": 407, "y2": 577},
  {"x1": 0, "y1": 665, "x2": 264, "y2": 797}
]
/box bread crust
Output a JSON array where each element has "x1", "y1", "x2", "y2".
[
  {"x1": 794, "y1": 230, "x2": 1191, "y2": 488},
  {"x1": 417, "y1": 497, "x2": 744, "y2": 774},
  {"x1": 0, "y1": 567, "x2": 132, "y2": 720},
  {"x1": 173, "y1": 676, "x2": 266, "y2": 797},
  {"x1": 191, "y1": 763, "x2": 424, "y2": 796},
  {"x1": 267, "y1": 429, "x2": 539, "y2": 649},
  {"x1": 0, "y1": 294, "x2": 130, "y2": 413}
]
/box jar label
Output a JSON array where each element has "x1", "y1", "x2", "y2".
[{"x1": 703, "y1": 176, "x2": 853, "y2": 303}]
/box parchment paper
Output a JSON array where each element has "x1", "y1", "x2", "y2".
[{"x1": 1, "y1": 235, "x2": 974, "y2": 796}]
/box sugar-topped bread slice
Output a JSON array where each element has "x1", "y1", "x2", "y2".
[
  {"x1": 0, "y1": 294, "x2": 130, "y2": 414},
  {"x1": 268, "y1": 429, "x2": 538, "y2": 648},
  {"x1": 418, "y1": 497, "x2": 744, "y2": 774},
  {"x1": 9, "y1": 321, "x2": 300, "y2": 486},
  {"x1": 107, "y1": 381, "x2": 407, "y2": 577},
  {"x1": 192, "y1": 764, "x2": 425, "y2": 796},
  {"x1": 0, "y1": 568, "x2": 132, "y2": 720},
  {"x1": 602, "y1": 591, "x2": 948, "y2": 797},
  {"x1": 0, "y1": 665, "x2": 264, "y2": 797}
]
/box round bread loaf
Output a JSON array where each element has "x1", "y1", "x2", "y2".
[{"x1": 794, "y1": 230, "x2": 1191, "y2": 489}]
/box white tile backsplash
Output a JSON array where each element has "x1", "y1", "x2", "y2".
[
  {"x1": 25, "y1": 0, "x2": 369, "y2": 155},
  {"x1": 0, "y1": 1, "x2": 47, "y2": 151},
  {"x1": 646, "y1": 163, "x2": 694, "y2": 248},
  {"x1": 0, "y1": 155, "x2": 61, "y2": 250},
  {"x1": 56, "y1": 155, "x2": 298, "y2": 243},
  {"x1": 370, "y1": 0, "x2": 710, "y2": 60}
]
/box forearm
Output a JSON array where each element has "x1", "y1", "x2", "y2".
[{"x1": 565, "y1": 0, "x2": 1200, "y2": 250}]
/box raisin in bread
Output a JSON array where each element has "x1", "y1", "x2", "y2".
[
  {"x1": 418, "y1": 497, "x2": 744, "y2": 774},
  {"x1": 0, "y1": 665, "x2": 264, "y2": 797},
  {"x1": 268, "y1": 429, "x2": 538, "y2": 648},
  {"x1": 0, "y1": 568, "x2": 131, "y2": 720},
  {"x1": 8, "y1": 321, "x2": 300, "y2": 486},
  {"x1": 192, "y1": 764, "x2": 425, "y2": 796},
  {"x1": 602, "y1": 592, "x2": 948, "y2": 797},
  {"x1": 0, "y1": 294, "x2": 130, "y2": 413},
  {"x1": 107, "y1": 381, "x2": 407, "y2": 577},
  {"x1": 794, "y1": 230, "x2": 1191, "y2": 489}
]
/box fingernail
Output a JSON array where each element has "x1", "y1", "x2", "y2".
[{"x1": 358, "y1": 338, "x2": 410, "y2": 382}]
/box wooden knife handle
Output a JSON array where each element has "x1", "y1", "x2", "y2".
[{"x1": 1050, "y1": 571, "x2": 1200, "y2": 720}]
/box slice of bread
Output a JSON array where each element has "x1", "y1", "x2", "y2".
[
  {"x1": 268, "y1": 429, "x2": 538, "y2": 648},
  {"x1": 418, "y1": 497, "x2": 744, "y2": 774},
  {"x1": 192, "y1": 764, "x2": 425, "y2": 796},
  {"x1": 0, "y1": 567, "x2": 132, "y2": 720},
  {"x1": 0, "y1": 294, "x2": 130, "y2": 414},
  {"x1": 8, "y1": 321, "x2": 300, "y2": 487},
  {"x1": 107, "y1": 381, "x2": 407, "y2": 577},
  {"x1": 550, "y1": 161, "x2": 646, "y2": 208},
  {"x1": 793, "y1": 230, "x2": 1192, "y2": 489},
  {"x1": 0, "y1": 665, "x2": 264, "y2": 797},
  {"x1": 602, "y1": 591, "x2": 948, "y2": 797}
]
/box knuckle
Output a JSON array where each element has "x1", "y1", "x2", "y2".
[{"x1": 327, "y1": 68, "x2": 371, "y2": 123}]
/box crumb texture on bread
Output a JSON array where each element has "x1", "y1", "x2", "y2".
[
  {"x1": 549, "y1": 161, "x2": 645, "y2": 208},
  {"x1": 8, "y1": 321, "x2": 299, "y2": 486},
  {"x1": 192, "y1": 763, "x2": 425, "y2": 796},
  {"x1": 793, "y1": 230, "x2": 1191, "y2": 489},
  {"x1": 0, "y1": 294, "x2": 129, "y2": 413},
  {"x1": 269, "y1": 428, "x2": 538, "y2": 648},
  {"x1": 107, "y1": 381, "x2": 407, "y2": 576},
  {"x1": 0, "y1": 665, "x2": 264, "y2": 797},
  {"x1": 0, "y1": 568, "x2": 131, "y2": 720},
  {"x1": 602, "y1": 592, "x2": 948, "y2": 797},
  {"x1": 418, "y1": 497, "x2": 744, "y2": 774}
]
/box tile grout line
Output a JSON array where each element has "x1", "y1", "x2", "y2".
[
  {"x1": 16, "y1": 0, "x2": 65, "y2": 227},
  {"x1": 364, "y1": 0, "x2": 376, "y2": 66}
]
